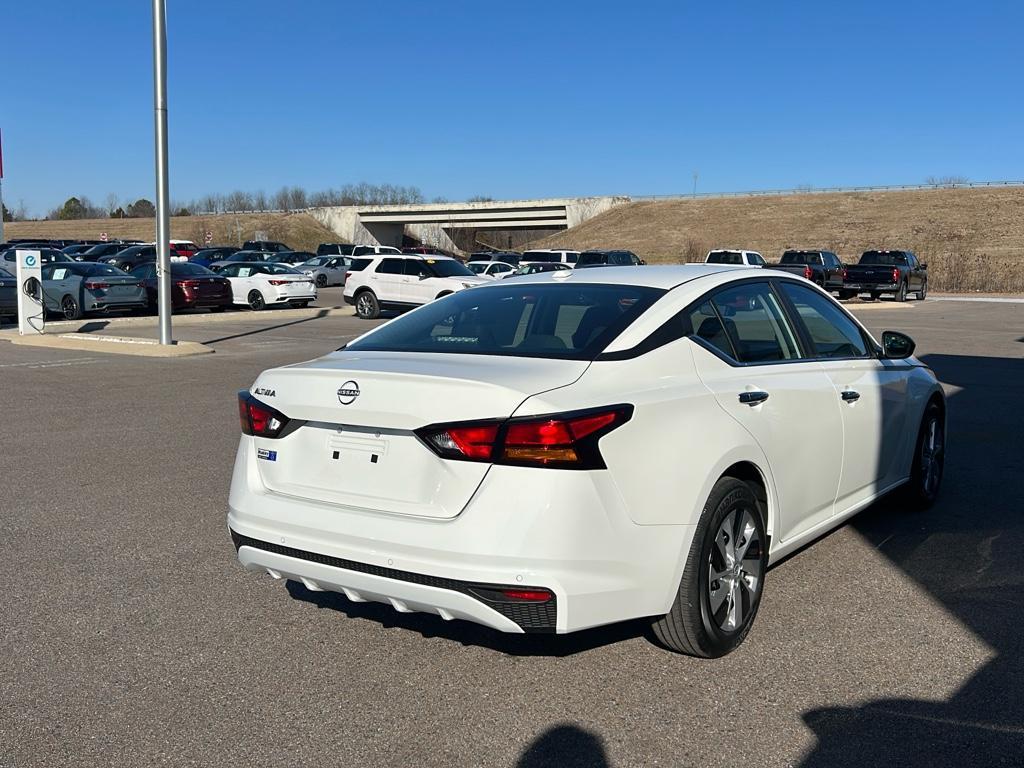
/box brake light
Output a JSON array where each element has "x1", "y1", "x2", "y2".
[
  {"x1": 892, "y1": 267, "x2": 900, "y2": 283},
  {"x1": 344, "y1": 271, "x2": 352, "y2": 280},
  {"x1": 803, "y1": 265, "x2": 813, "y2": 280},
  {"x1": 417, "y1": 405, "x2": 632, "y2": 469},
  {"x1": 84, "y1": 280, "x2": 110, "y2": 290},
  {"x1": 181, "y1": 279, "x2": 201, "y2": 289},
  {"x1": 238, "y1": 391, "x2": 290, "y2": 438},
  {"x1": 268, "y1": 279, "x2": 291, "y2": 286},
  {"x1": 842, "y1": 268, "x2": 849, "y2": 281}
]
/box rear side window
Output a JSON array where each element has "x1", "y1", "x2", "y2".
[
  {"x1": 577, "y1": 252, "x2": 604, "y2": 266},
  {"x1": 376, "y1": 258, "x2": 404, "y2": 274},
  {"x1": 346, "y1": 283, "x2": 665, "y2": 359},
  {"x1": 697, "y1": 283, "x2": 801, "y2": 363},
  {"x1": 779, "y1": 282, "x2": 869, "y2": 358},
  {"x1": 348, "y1": 258, "x2": 372, "y2": 272}
]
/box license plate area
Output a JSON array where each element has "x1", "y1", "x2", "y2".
[{"x1": 328, "y1": 434, "x2": 388, "y2": 465}]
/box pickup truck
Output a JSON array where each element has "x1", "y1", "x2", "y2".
[
  {"x1": 841, "y1": 250, "x2": 928, "y2": 301},
  {"x1": 767, "y1": 250, "x2": 845, "y2": 291}
]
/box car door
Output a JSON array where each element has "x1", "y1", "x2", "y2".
[
  {"x1": 403, "y1": 258, "x2": 436, "y2": 303},
  {"x1": 370, "y1": 257, "x2": 407, "y2": 303},
  {"x1": 777, "y1": 281, "x2": 911, "y2": 510},
  {"x1": 689, "y1": 280, "x2": 844, "y2": 542},
  {"x1": 905, "y1": 252, "x2": 923, "y2": 291},
  {"x1": 326, "y1": 257, "x2": 348, "y2": 285}
]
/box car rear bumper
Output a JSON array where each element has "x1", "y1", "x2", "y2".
[
  {"x1": 343, "y1": 294, "x2": 356, "y2": 306},
  {"x1": 228, "y1": 437, "x2": 691, "y2": 634},
  {"x1": 843, "y1": 283, "x2": 899, "y2": 292}
]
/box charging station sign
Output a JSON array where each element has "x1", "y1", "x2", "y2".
[{"x1": 16, "y1": 249, "x2": 43, "y2": 335}]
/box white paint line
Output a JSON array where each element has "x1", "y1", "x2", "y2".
[
  {"x1": 928, "y1": 297, "x2": 1024, "y2": 304},
  {"x1": 0, "y1": 356, "x2": 99, "y2": 369}
]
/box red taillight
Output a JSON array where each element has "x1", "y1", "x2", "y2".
[
  {"x1": 268, "y1": 279, "x2": 291, "y2": 286},
  {"x1": 500, "y1": 589, "x2": 553, "y2": 602},
  {"x1": 417, "y1": 405, "x2": 632, "y2": 469},
  {"x1": 238, "y1": 391, "x2": 289, "y2": 438},
  {"x1": 344, "y1": 271, "x2": 352, "y2": 280},
  {"x1": 180, "y1": 279, "x2": 201, "y2": 289},
  {"x1": 85, "y1": 280, "x2": 110, "y2": 290},
  {"x1": 842, "y1": 268, "x2": 849, "y2": 281},
  {"x1": 892, "y1": 267, "x2": 900, "y2": 283},
  {"x1": 803, "y1": 265, "x2": 813, "y2": 280}
]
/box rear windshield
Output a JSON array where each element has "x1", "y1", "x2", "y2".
[
  {"x1": 172, "y1": 262, "x2": 215, "y2": 275},
  {"x1": 860, "y1": 251, "x2": 908, "y2": 266},
  {"x1": 781, "y1": 252, "x2": 822, "y2": 265},
  {"x1": 707, "y1": 251, "x2": 743, "y2": 265},
  {"x1": 467, "y1": 263, "x2": 487, "y2": 274},
  {"x1": 348, "y1": 258, "x2": 373, "y2": 272},
  {"x1": 577, "y1": 252, "x2": 606, "y2": 266},
  {"x1": 346, "y1": 283, "x2": 665, "y2": 360},
  {"x1": 523, "y1": 251, "x2": 558, "y2": 263}
]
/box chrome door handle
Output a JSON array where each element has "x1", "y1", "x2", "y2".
[
  {"x1": 841, "y1": 390, "x2": 861, "y2": 402},
  {"x1": 738, "y1": 391, "x2": 770, "y2": 406}
]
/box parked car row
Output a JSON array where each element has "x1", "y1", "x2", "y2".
[{"x1": 703, "y1": 248, "x2": 929, "y2": 301}]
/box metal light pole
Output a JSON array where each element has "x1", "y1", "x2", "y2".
[{"x1": 152, "y1": 0, "x2": 172, "y2": 345}]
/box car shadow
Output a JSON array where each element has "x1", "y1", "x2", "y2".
[
  {"x1": 284, "y1": 579, "x2": 650, "y2": 657},
  {"x1": 515, "y1": 724, "x2": 611, "y2": 768},
  {"x1": 800, "y1": 352, "x2": 1024, "y2": 765}
]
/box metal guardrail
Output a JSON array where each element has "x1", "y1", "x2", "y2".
[{"x1": 632, "y1": 180, "x2": 1024, "y2": 201}]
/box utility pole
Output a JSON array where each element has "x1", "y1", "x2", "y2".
[
  {"x1": 0, "y1": 128, "x2": 6, "y2": 244},
  {"x1": 692, "y1": 170, "x2": 699, "y2": 197},
  {"x1": 152, "y1": 0, "x2": 172, "y2": 345}
]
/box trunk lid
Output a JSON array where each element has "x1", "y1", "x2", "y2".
[{"x1": 249, "y1": 351, "x2": 589, "y2": 519}]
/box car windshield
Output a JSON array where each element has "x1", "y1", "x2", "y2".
[
  {"x1": 346, "y1": 283, "x2": 665, "y2": 360},
  {"x1": 707, "y1": 251, "x2": 743, "y2": 265},
  {"x1": 860, "y1": 251, "x2": 908, "y2": 266},
  {"x1": 423, "y1": 259, "x2": 474, "y2": 277}
]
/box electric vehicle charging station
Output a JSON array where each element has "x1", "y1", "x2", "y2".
[{"x1": 15, "y1": 249, "x2": 44, "y2": 335}]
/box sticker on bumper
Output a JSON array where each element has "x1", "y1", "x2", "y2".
[{"x1": 257, "y1": 448, "x2": 278, "y2": 461}]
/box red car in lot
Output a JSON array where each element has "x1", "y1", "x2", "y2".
[{"x1": 132, "y1": 261, "x2": 233, "y2": 312}]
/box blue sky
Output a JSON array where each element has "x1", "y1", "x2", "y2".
[{"x1": 3, "y1": 0, "x2": 1022, "y2": 216}]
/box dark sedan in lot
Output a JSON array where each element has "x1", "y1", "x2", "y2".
[
  {"x1": 0, "y1": 267, "x2": 16, "y2": 318},
  {"x1": 77, "y1": 242, "x2": 132, "y2": 261},
  {"x1": 132, "y1": 262, "x2": 233, "y2": 312},
  {"x1": 191, "y1": 247, "x2": 241, "y2": 268},
  {"x1": 39, "y1": 262, "x2": 148, "y2": 319},
  {"x1": 98, "y1": 245, "x2": 158, "y2": 272}
]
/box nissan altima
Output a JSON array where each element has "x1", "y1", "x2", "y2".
[{"x1": 228, "y1": 265, "x2": 945, "y2": 657}]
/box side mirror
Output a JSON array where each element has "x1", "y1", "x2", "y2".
[
  {"x1": 881, "y1": 330, "x2": 915, "y2": 359},
  {"x1": 419, "y1": 273, "x2": 429, "y2": 280},
  {"x1": 921, "y1": 263, "x2": 928, "y2": 270},
  {"x1": 638, "y1": 259, "x2": 646, "y2": 265}
]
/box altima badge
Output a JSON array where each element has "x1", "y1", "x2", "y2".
[{"x1": 337, "y1": 381, "x2": 360, "y2": 405}]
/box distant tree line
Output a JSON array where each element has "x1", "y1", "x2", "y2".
[{"x1": 34, "y1": 183, "x2": 426, "y2": 220}]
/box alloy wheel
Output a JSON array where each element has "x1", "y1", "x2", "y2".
[
  {"x1": 707, "y1": 507, "x2": 763, "y2": 633},
  {"x1": 919, "y1": 416, "x2": 944, "y2": 498},
  {"x1": 61, "y1": 296, "x2": 80, "y2": 320}
]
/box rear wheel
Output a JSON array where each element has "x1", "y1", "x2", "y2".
[
  {"x1": 247, "y1": 290, "x2": 266, "y2": 311},
  {"x1": 355, "y1": 290, "x2": 380, "y2": 319},
  {"x1": 904, "y1": 401, "x2": 945, "y2": 509},
  {"x1": 837, "y1": 290, "x2": 856, "y2": 300},
  {"x1": 61, "y1": 294, "x2": 83, "y2": 320},
  {"x1": 866, "y1": 292, "x2": 880, "y2": 301},
  {"x1": 894, "y1": 281, "x2": 908, "y2": 302},
  {"x1": 651, "y1": 478, "x2": 767, "y2": 657},
  {"x1": 315, "y1": 274, "x2": 328, "y2": 288}
]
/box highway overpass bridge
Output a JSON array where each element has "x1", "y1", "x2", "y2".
[{"x1": 309, "y1": 196, "x2": 628, "y2": 252}]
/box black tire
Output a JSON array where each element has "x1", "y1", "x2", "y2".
[
  {"x1": 903, "y1": 401, "x2": 945, "y2": 510},
  {"x1": 61, "y1": 294, "x2": 83, "y2": 320},
  {"x1": 315, "y1": 274, "x2": 328, "y2": 288},
  {"x1": 210, "y1": 305, "x2": 226, "y2": 313},
  {"x1": 291, "y1": 300, "x2": 310, "y2": 309},
  {"x1": 866, "y1": 292, "x2": 880, "y2": 301},
  {"x1": 355, "y1": 290, "x2": 380, "y2": 319},
  {"x1": 651, "y1": 478, "x2": 768, "y2": 657},
  {"x1": 894, "y1": 281, "x2": 908, "y2": 302},
  {"x1": 247, "y1": 290, "x2": 266, "y2": 311},
  {"x1": 838, "y1": 290, "x2": 856, "y2": 300},
  {"x1": 918, "y1": 280, "x2": 928, "y2": 301}
]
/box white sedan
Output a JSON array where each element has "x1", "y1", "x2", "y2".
[
  {"x1": 466, "y1": 260, "x2": 516, "y2": 279},
  {"x1": 229, "y1": 265, "x2": 945, "y2": 656},
  {"x1": 217, "y1": 262, "x2": 318, "y2": 310}
]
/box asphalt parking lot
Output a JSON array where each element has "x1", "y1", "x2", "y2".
[{"x1": 2, "y1": 297, "x2": 1023, "y2": 767}]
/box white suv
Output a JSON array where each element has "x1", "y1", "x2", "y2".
[
  {"x1": 521, "y1": 248, "x2": 580, "y2": 266},
  {"x1": 705, "y1": 249, "x2": 766, "y2": 267},
  {"x1": 344, "y1": 254, "x2": 489, "y2": 319}
]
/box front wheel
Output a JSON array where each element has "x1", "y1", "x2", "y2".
[
  {"x1": 247, "y1": 290, "x2": 266, "y2": 311},
  {"x1": 904, "y1": 401, "x2": 945, "y2": 509},
  {"x1": 651, "y1": 478, "x2": 767, "y2": 657},
  {"x1": 918, "y1": 280, "x2": 928, "y2": 300},
  {"x1": 315, "y1": 274, "x2": 328, "y2": 288},
  {"x1": 355, "y1": 290, "x2": 380, "y2": 319}
]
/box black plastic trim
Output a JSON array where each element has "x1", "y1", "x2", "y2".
[{"x1": 230, "y1": 531, "x2": 557, "y2": 632}]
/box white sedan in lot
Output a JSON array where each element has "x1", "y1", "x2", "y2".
[
  {"x1": 229, "y1": 265, "x2": 945, "y2": 656},
  {"x1": 217, "y1": 262, "x2": 317, "y2": 310}
]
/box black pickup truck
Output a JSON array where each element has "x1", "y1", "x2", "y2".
[
  {"x1": 767, "y1": 250, "x2": 845, "y2": 291},
  {"x1": 842, "y1": 250, "x2": 928, "y2": 301}
]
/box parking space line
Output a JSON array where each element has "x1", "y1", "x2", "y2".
[{"x1": 0, "y1": 356, "x2": 100, "y2": 370}]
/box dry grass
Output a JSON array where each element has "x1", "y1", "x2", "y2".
[
  {"x1": 531, "y1": 186, "x2": 1024, "y2": 292},
  {"x1": 5, "y1": 212, "x2": 339, "y2": 253}
]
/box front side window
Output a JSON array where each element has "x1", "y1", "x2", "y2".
[
  {"x1": 422, "y1": 259, "x2": 474, "y2": 278},
  {"x1": 779, "y1": 282, "x2": 869, "y2": 359},
  {"x1": 346, "y1": 283, "x2": 665, "y2": 359},
  {"x1": 703, "y1": 283, "x2": 801, "y2": 363},
  {"x1": 404, "y1": 259, "x2": 431, "y2": 277}
]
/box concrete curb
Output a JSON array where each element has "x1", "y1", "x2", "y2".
[
  {"x1": 9, "y1": 333, "x2": 213, "y2": 357},
  {"x1": 845, "y1": 301, "x2": 915, "y2": 311},
  {"x1": 0, "y1": 304, "x2": 353, "y2": 337}
]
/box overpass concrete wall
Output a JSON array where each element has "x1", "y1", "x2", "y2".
[{"x1": 309, "y1": 196, "x2": 628, "y2": 251}]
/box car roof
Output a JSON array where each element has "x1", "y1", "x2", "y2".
[{"x1": 473, "y1": 263, "x2": 761, "y2": 290}]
